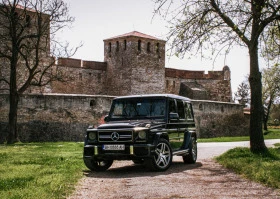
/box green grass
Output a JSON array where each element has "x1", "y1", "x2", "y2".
[
  {"x1": 0, "y1": 142, "x2": 85, "y2": 199},
  {"x1": 216, "y1": 146, "x2": 280, "y2": 189},
  {"x1": 198, "y1": 128, "x2": 280, "y2": 142}
]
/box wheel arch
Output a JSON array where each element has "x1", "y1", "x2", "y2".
[{"x1": 153, "y1": 132, "x2": 169, "y2": 145}]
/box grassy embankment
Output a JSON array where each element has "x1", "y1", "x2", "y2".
[
  {"x1": 216, "y1": 144, "x2": 280, "y2": 189},
  {"x1": 0, "y1": 142, "x2": 85, "y2": 199},
  {"x1": 198, "y1": 128, "x2": 280, "y2": 142},
  {"x1": 214, "y1": 128, "x2": 280, "y2": 189}
]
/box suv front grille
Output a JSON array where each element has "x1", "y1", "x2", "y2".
[{"x1": 98, "y1": 130, "x2": 133, "y2": 142}]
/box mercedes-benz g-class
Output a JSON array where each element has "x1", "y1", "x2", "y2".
[{"x1": 83, "y1": 94, "x2": 197, "y2": 171}]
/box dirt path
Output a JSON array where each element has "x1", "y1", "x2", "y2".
[
  {"x1": 68, "y1": 141, "x2": 280, "y2": 199},
  {"x1": 68, "y1": 158, "x2": 279, "y2": 199}
]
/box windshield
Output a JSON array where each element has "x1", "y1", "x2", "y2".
[{"x1": 110, "y1": 98, "x2": 166, "y2": 120}]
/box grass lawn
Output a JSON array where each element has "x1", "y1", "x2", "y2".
[
  {"x1": 216, "y1": 145, "x2": 280, "y2": 189},
  {"x1": 0, "y1": 142, "x2": 86, "y2": 199},
  {"x1": 198, "y1": 128, "x2": 280, "y2": 142}
]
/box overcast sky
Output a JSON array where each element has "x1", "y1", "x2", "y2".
[{"x1": 60, "y1": 0, "x2": 268, "y2": 94}]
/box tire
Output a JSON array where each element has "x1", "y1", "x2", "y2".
[
  {"x1": 84, "y1": 158, "x2": 113, "y2": 172},
  {"x1": 145, "y1": 138, "x2": 172, "y2": 171},
  {"x1": 183, "y1": 136, "x2": 197, "y2": 164}
]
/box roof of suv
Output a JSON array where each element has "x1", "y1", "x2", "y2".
[{"x1": 114, "y1": 94, "x2": 191, "y2": 102}]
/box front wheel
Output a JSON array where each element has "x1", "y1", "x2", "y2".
[
  {"x1": 84, "y1": 158, "x2": 113, "y2": 172},
  {"x1": 183, "y1": 137, "x2": 197, "y2": 164},
  {"x1": 145, "y1": 138, "x2": 172, "y2": 171}
]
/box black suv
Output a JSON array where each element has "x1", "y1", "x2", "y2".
[{"x1": 83, "y1": 94, "x2": 197, "y2": 171}]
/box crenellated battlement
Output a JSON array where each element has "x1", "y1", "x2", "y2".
[{"x1": 57, "y1": 58, "x2": 107, "y2": 71}]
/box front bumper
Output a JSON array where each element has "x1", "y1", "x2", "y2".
[{"x1": 83, "y1": 143, "x2": 155, "y2": 160}]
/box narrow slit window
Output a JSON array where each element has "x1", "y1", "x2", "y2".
[
  {"x1": 116, "y1": 41, "x2": 119, "y2": 52},
  {"x1": 147, "y1": 42, "x2": 151, "y2": 53},
  {"x1": 156, "y1": 43, "x2": 160, "y2": 53},
  {"x1": 109, "y1": 42, "x2": 111, "y2": 53},
  {"x1": 138, "y1": 40, "x2": 141, "y2": 51},
  {"x1": 124, "y1": 40, "x2": 127, "y2": 50}
]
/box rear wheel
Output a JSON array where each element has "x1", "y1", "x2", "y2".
[
  {"x1": 183, "y1": 137, "x2": 197, "y2": 164},
  {"x1": 145, "y1": 138, "x2": 172, "y2": 171},
  {"x1": 84, "y1": 158, "x2": 113, "y2": 172}
]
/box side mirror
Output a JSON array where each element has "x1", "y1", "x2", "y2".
[
  {"x1": 104, "y1": 115, "x2": 109, "y2": 122},
  {"x1": 169, "y1": 112, "x2": 179, "y2": 120}
]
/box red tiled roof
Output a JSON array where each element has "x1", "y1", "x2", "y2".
[{"x1": 104, "y1": 31, "x2": 165, "y2": 41}]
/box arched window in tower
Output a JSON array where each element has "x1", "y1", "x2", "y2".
[
  {"x1": 116, "y1": 41, "x2": 119, "y2": 52},
  {"x1": 147, "y1": 42, "x2": 151, "y2": 53},
  {"x1": 138, "y1": 40, "x2": 141, "y2": 51},
  {"x1": 109, "y1": 42, "x2": 111, "y2": 53},
  {"x1": 124, "y1": 40, "x2": 127, "y2": 50}
]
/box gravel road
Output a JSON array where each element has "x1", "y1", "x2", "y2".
[{"x1": 68, "y1": 140, "x2": 280, "y2": 199}]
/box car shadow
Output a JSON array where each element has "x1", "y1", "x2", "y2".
[{"x1": 83, "y1": 160, "x2": 203, "y2": 178}]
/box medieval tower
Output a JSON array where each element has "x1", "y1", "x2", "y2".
[{"x1": 103, "y1": 31, "x2": 166, "y2": 96}]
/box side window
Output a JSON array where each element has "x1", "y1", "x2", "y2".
[
  {"x1": 176, "y1": 100, "x2": 185, "y2": 119},
  {"x1": 185, "y1": 102, "x2": 194, "y2": 121}
]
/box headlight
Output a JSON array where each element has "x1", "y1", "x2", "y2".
[
  {"x1": 138, "y1": 131, "x2": 146, "y2": 139},
  {"x1": 88, "y1": 132, "x2": 97, "y2": 140}
]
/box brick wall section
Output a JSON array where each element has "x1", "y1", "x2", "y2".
[
  {"x1": 165, "y1": 66, "x2": 232, "y2": 102},
  {"x1": 83, "y1": 60, "x2": 107, "y2": 71},
  {"x1": 50, "y1": 64, "x2": 107, "y2": 95},
  {"x1": 166, "y1": 68, "x2": 229, "y2": 80},
  {"x1": 0, "y1": 94, "x2": 114, "y2": 142},
  {"x1": 57, "y1": 57, "x2": 82, "y2": 68},
  {"x1": 192, "y1": 100, "x2": 248, "y2": 137},
  {"x1": 166, "y1": 68, "x2": 206, "y2": 79}
]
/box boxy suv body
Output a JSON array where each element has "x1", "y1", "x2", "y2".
[{"x1": 83, "y1": 94, "x2": 197, "y2": 171}]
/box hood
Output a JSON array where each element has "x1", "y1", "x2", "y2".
[{"x1": 97, "y1": 120, "x2": 164, "y2": 130}]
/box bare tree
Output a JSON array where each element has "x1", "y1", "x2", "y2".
[
  {"x1": 262, "y1": 64, "x2": 280, "y2": 131},
  {"x1": 0, "y1": 0, "x2": 78, "y2": 144},
  {"x1": 154, "y1": 0, "x2": 280, "y2": 153}
]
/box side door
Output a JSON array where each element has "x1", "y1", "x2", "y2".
[
  {"x1": 167, "y1": 98, "x2": 186, "y2": 151},
  {"x1": 184, "y1": 102, "x2": 196, "y2": 134}
]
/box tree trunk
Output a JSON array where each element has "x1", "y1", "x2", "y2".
[
  {"x1": 248, "y1": 44, "x2": 267, "y2": 153},
  {"x1": 7, "y1": 56, "x2": 20, "y2": 144},
  {"x1": 7, "y1": 92, "x2": 19, "y2": 144}
]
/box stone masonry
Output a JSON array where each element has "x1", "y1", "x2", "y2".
[{"x1": 0, "y1": 94, "x2": 246, "y2": 142}]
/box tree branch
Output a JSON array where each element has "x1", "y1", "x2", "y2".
[{"x1": 210, "y1": 0, "x2": 250, "y2": 46}]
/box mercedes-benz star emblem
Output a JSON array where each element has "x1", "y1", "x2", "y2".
[{"x1": 111, "y1": 132, "x2": 120, "y2": 141}]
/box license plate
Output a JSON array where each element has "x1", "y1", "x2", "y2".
[{"x1": 102, "y1": 144, "x2": 125, "y2": 151}]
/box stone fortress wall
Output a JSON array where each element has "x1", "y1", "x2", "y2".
[{"x1": 0, "y1": 93, "x2": 247, "y2": 142}]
